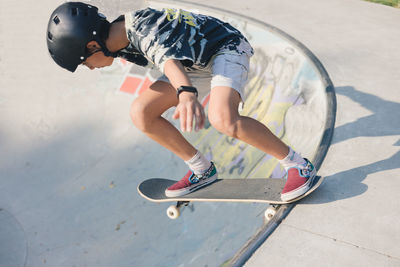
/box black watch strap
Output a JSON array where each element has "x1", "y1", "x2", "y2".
[{"x1": 177, "y1": 86, "x2": 198, "y2": 98}]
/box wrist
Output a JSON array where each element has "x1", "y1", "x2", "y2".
[{"x1": 178, "y1": 91, "x2": 197, "y2": 101}]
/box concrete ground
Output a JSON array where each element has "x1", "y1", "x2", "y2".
[{"x1": 1, "y1": 0, "x2": 399, "y2": 266}]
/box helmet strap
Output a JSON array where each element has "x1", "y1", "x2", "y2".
[{"x1": 97, "y1": 39, "x2": 119, "y2": 58}]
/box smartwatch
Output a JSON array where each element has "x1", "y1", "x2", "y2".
[{"x1": 177, "y1": 86, "x2": 198, "y2": 98}]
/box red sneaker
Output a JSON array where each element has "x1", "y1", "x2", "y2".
[
  {"x1": 281, "y1": 159, "x2": 316, "y2": 202},
  {"x1": 165, "y1": 162, "x2": 218, "y2": 197}
]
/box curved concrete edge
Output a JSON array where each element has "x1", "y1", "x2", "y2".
[
  {"x1": 227, "y1": 204, "x2": 295, "y2": 267},
  {"x1": 147, "y1": 1, "x2": 336, "y2": 266}
]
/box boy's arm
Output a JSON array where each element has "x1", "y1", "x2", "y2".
[
  {"x1": 164, "y1": 59, "x2": 205, "y2": 132},
  {"x1": 163, "y1": 59, "x2": 192, "y2": 89}
]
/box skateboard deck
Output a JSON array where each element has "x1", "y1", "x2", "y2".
[
  {"x1": 138, "y1": 176, "x2": 323, "y2": 205},
  {"x1": 138, "y1": 176, "x2": 323, "y2": 219}
]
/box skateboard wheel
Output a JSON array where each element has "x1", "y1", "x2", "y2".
[
  {"x1": 265, "y1": 207, "x2": 277, "y2": 221},
  {"x1": 167, "y1": 205, "x2": 180, "y2": 219}
]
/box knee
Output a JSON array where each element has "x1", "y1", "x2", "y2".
[
  {"x1": 208, "y1": 112, "x2": 239, "y2": 138},
  {"x1": 130, "y1": 99, "x2": 152, "y2": 132}
]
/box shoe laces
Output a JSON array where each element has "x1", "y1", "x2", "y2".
[{"x1": 193, "y1": 162, "x2": 215, "y2": 180}]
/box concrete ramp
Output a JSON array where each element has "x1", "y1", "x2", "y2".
[{"x1": 0, "y1": 0, "x2": 334, "y2": 266}]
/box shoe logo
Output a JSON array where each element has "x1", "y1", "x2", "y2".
[{"x1": 189, "y1": 173, "x2": 199, "y2": 184}]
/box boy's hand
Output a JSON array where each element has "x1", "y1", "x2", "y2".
[{"x1": 173, "y1": 92, "x2": 205, "y2": 132}]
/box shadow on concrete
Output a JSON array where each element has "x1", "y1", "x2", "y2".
[
  {"x1": 306, "y1": 150, "x2": 400, "y2": 204},
  {"x1": 333, "y1": 86, "x2": 400, "y2": 144},
  {"x1": 299, "y1": 86, "x2": 400, "y2": 204}
]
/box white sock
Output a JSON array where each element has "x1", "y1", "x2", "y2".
[
  {"x1": 279, "y1": 147, "x2": 306, "y2": 171},
  {"x1": 185, "y1": 151, "x2": 211, "y2": 175}
]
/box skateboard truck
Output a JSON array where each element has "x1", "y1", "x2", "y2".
[
  {"x1": 167, "y1": 201, "x2": 279, "y2": 221},
  {"x1": 264, "y1": 204, "x2": 279, "y2": 222},
  {"x1": 167, "y1": 201, "x2": 190, "y2": 219}
]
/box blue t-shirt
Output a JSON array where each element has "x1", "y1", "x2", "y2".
[{"x1": 122, "y1": 8, "x2": 253, "y2": 72}]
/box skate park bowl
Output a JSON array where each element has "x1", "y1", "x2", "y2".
[{"x1": 0, "y1": 0, "x2": 335, "y2": 266}]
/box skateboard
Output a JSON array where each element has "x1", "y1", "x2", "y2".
[{"x1": 137, "y1": 176, "x2": 323, "y2": 220}]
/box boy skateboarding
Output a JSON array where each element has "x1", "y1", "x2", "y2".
[{"x1": 46, "y1": 2, "x2": 317, "y2": 201}]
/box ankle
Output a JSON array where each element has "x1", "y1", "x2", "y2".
[
  {"x1": 185, "y1": 150, "x2": 211, "y2": 175},
  {"x1": 279, "y1": 147, "x2": 306, "y2": 170}
]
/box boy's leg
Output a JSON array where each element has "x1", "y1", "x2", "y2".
[
  {"x1": 208, "y1": 86, "x2": 316, "y2": 201},
  {"x1": 130, "y1": 81, "x2": 197, "y2": 161},
  {"x1": 131, "y1": 80, "x2": 217, "y2": 197},
  {"x1": 208, "y1": 86, "x2": 290, "y2": 160}
]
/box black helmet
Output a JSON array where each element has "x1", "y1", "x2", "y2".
[{"x1": 46, "y1": 2, "x2": 111, "y2": 72}]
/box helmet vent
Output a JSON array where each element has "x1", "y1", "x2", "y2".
[
  {"x1": 53, "y1": 16, "x2": 60, "y2": 25},
  {"x1": 71, "y1": 8, "x2": 78, "y2": 16},
  {"x1": 47, "y1": 32, "x2": 53, "y2": 41}
]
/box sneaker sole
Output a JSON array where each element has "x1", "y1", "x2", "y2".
[
  {"x1": 165, "y1": 175, "x2": 218, "y2": 198},
  {"x1": 281, "y1": 174, "x2": 316, "y2": 202}
]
